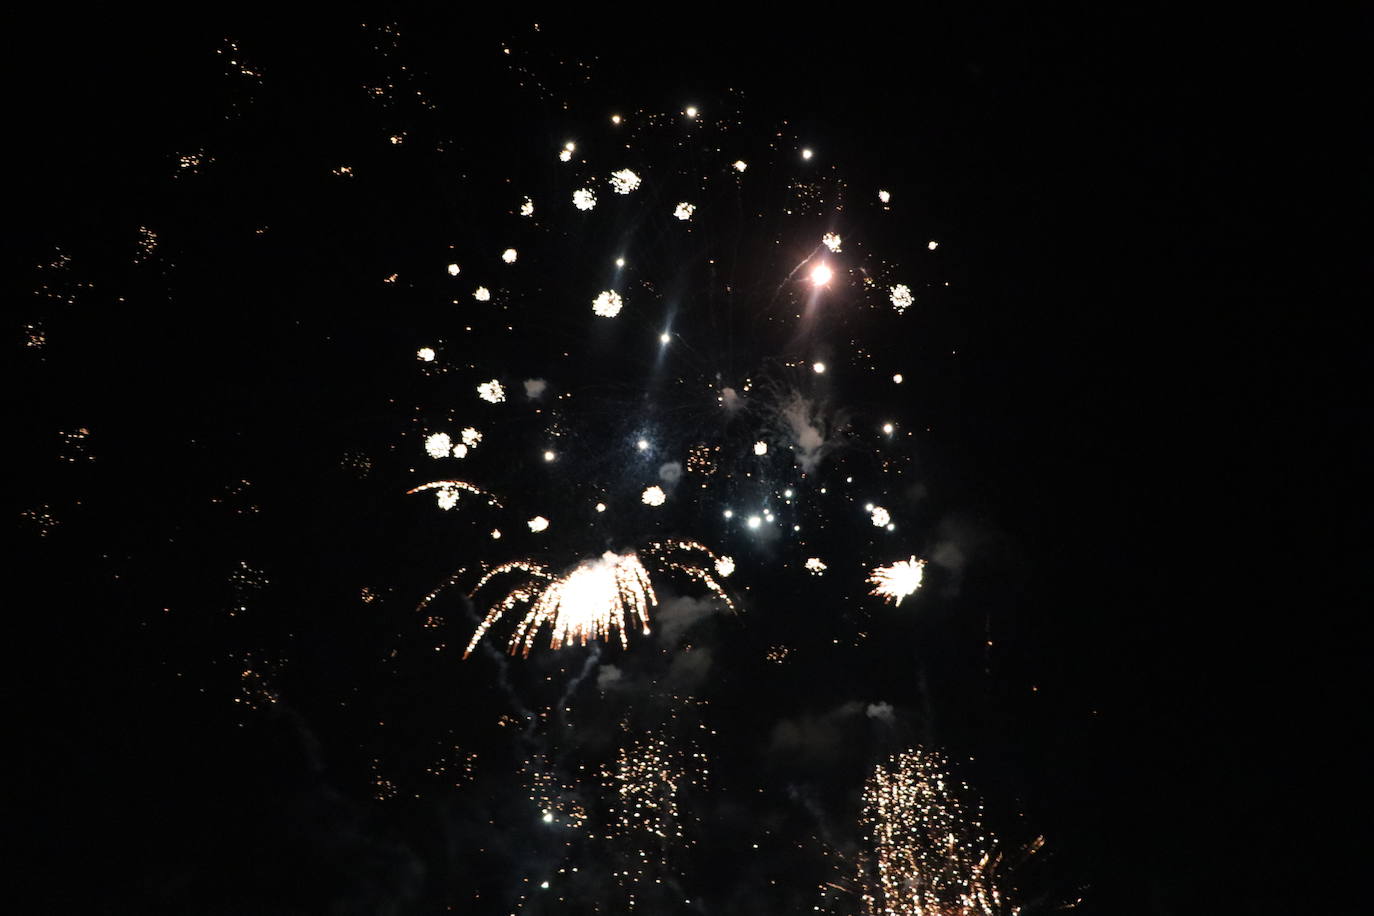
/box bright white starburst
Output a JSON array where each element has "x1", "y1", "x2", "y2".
[
  {"x1": 870, "y1": 505, "x2": 891, "y2": 527},
  {"x1": 477, "y1": 380, "x2": 506, "y2": 403},
  {"x1": 715, "y1": 555, "x2": 735, "y2": 577},
  {"x1": 520, "y1": 197, "x2": 534, "y2": 217},
  {"x1": 822, "y1": 232, "x2": 842, "y2": 252},
  {"x1": 641, "y1": 486, "x2": 666, "y2": 507},
  {"x1": 573, "y1": 188, "x2": 597, "y2": 211},
  {"x1": 733, "y1": 160, "x2": 748, "y2": 172},
  {"x1": 461, "y1": 427, "x2": 482, "y2": 448},
  {"x1": 502, "y1": 248, "x2": 518, "y2": 264},
  {"x1": 592, "y1": 290, "x2": 623, "y2": 318},
  {"x1": 890, "y1": 284, "x2": 914, "y2": 313},
  {"x1": 753, "y1": 441, "x2": 768, "y2": 456},
  {"x1": 868, "y1": 557, "x2": 926, "y2": 605},
  {"x1": 417, "y1": 347, "x2": 436, "y2": 362},
  {"x1": 474, "y1": 286, "x2": 491, "y2": 301},
  {"x1": 424, "y1": 432, "x2": 452, "y2": 459},
  {"x1": 610, "y1": 169, "x2": 641, "y2": 194},
  {"x1": 528, "y1": 516, "x2": 550, "y2": 533},
  {"x1": 805, "y1": 557, "x2": 827, "y2": 575},
  {"x1": 810, "y1": 263, "x2": 833, "y2": 286},
  {"x1": 673, "y1": 202, "x2": 695, "y2": 221}
]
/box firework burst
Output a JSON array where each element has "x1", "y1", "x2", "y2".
[{"x1": 869, "y1": 557, "x2": 926, "y2": 605}]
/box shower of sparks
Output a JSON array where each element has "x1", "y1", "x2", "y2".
[
  {"x1": 714, "y1": 555, "x2": 735, "y2": 577},
  {"x1": 502, "y1": 248, "x2": 518, "y2": 263},
  {"x1": 417, "y1": 347, "x2": 436, "y2": 362},
  {"x1": 464, "y1": 551, "x2": 655, "y2": 657},
  {"x1": 855, "y1": 748, "x2": 1021, "y2": 916},
  {"x1": 641, "y1": 485, "x2": 666, "y2": 507},
  {"x1": 610, "y1": 168, "x2": 642, "y2": 194},
  {"x1": 474, "y1": 286, "x2": 491, "y2": 301},
  {"x1": 520, "y1": 197, "x2": 535, "y2": 216},
  {"x1": 593, "y1": 290, "x2": 624, "y2": 317},
  {"x1": 477, "y1": 379, "x2": 505, "y2": 403},
  {"x1": 868, "y1": 557, "x2": 926, "y2": 605},
  {"x1": 810, "y1": 263, "x2": 834, "y2": 286},
  {"x1": 890, "y1": 284, "x2": 914, "y2": 313},
  {"x1": 673, "y1": 201, "x2": 696, "y2": 221},
  {"x1": 869, "y1": 505, "x2": 891, "y2": 528},
  {"x1": 424, "y1": 432, "x2": 453, "y2": 458},
  {"x1": 528, "y1": 516, "x2": 550, "y2": 533},
  {"x1": 822, "y1": 232, "x2": 843, "y2": 252},
  {"x1": 573, "y1": 187, "x2": 597, "y2": 210},
  {"x1": 447, "y1": 262, "x2": 460, "y2": 276},
  {"x1": 461, "y1": 427, "x2": 482, "y2": 448},
  {"x1": 407, "y1": 479, "x2": 501, "y2": 511},
  {"x1": 805, "y1": 557, "x2": 828, "y2": 575}
]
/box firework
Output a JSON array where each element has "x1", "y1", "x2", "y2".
[
  {"x1": 868, "y1": 557, "x2": 926, "y2": 605},
  {"x1": 477, "y1": 379, "x2": 505, "y2": 403},
  {"x1": 573, "y1": 187, "x2": 597, "y2": 211},
  {"x1": 463, "y1": 551, "x2": 654, "y2": 657},
  {"x1": 823, "y1": 232, "x2": 843, "y2": 252},
  {"x1": 593, "y1": 290, "x2": 624, "y2": 317},
  {"x1": 407, "y1": 479, "x2": 501, "y2": 510},
  {"x1": 890, "y1": 284, "x2": 914, "y2": 313},
  {"x1": 673, "y1": 201, "x2": 696, "y2": 221},
  {"x1": 641, "y1": 485, "x2": 666, "y2": 507},
  {"x1": 852, "y1": 748, "x2": 1029, "y2": 916},
  {"x1": 609, "y1": 168, "x2": 641, "y2": 194}
]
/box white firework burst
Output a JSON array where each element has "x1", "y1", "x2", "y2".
[{"x1": 868, "y1": 557, "x2": 926, "y2": 605}]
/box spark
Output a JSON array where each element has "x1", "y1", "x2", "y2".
[
  {"x1": 424, "y1": 432, "x2": 453, "y2": 458},
  {"x1": 611, "y1": 113, "x2": 622, "y2": 124},
  {"x1": 685, "y1": 106, "x2": 698, "y2": 118},
  {"x1": 882, "y1": 423, "x2": 895, "y2": 435},
  {"x1": 805, "y1": 557, "x2": 827, "y2": 575},
  {"x1": 753, "y1": 441, "x2": 768, "y2": 456},
  {"x1": 502, "y1": 248, "x2": 518, "y2": 263},
  {"x1": 802, "y1": 148, "x2": 813, "y2": 160},
  {"x1": 543, "y1": 450, "x2": 556, "y2": 462},
  {"x1": 528, "y1": 516, "x2": 550, "y2": 533},
  {"x1": 869, "y1": 506, "x2": 891, "y2": 527},
  {"x1": 810, "y1": 262, "x2": 834, "y2": 286},
  {"x1": 715, "y1": 555, "x2": 735, "y2": 577},
  {"x1": 733, "y1": 160, "x2": 748, "y2": 172},
  {"x1": 595, "y1": 502, "x2": 606, "y2": 513},
  {"x1": 407, "y1": 480, "x2": 500, "y2": 511},
  {"x1": 868, "y1": 557, "x2": 926, "y2": 605},
  {"x1": 855, "y1": 747, "x2": 1019, "y2": 916},
  {"x1": 893, "y1": 373, "x2": 904, "y2": 384},
  {"x1": 673, "y1": 201, "x2": 696, "y2": 221},
  {"x1": 573, "y1": 187, "x2": 597, "y2": 211},
  {"x1": 417, "y1": 347, "x2": 436, "y2": 362},
  {"x1": 747, "y1": 515, "x2": 762, "y2": 529},
  {"x1": 461, "y1": 427, "x2": 482, "y2": 448},
  {"x1": 463, "y1": 551, "x2": 654, "y2": 656},
  {"x1": 474, "y1": 286, "x2": 491, "y2": 301},
  {"x1": 559, "y1": 142, "x2": 575, "y2": 162},
  {"x1": 723, "y1": 509, "x2": 733, "y2": 519},
  {"x1": 822, "y1": 232, "x2": 843, "y2": 252},
  {"x1": 477, "y1": 379, "x2": 505, "y2": 403},
  {"x1": 813, "y1": 362, "x2": 827, "y2": 374},
  {"x1": 878, "y1": 189, "x2": 891, "y2": 203},
  {"x1": 890, "y1": 284, "x2": 914, "y2": 313},
  {"x1": 491, "y1": 529, "x2": 501, "y2": 539},
  {"x1": 928, "y1": 240, "x2": 940, "y2": 250},
  {"x1": 520, "y1": 197, "x2": 534, "y2": 217},
  {"x1": 447, "y1": 263, "x2": 460, "y2": 276},
  {"x1": 641, "y1": 485, "x2": 666, "y2": 507},
  {"x1": 660, "y1": 332, "x2": 671, "y2": 343},
  {"x1": 610, "y1": 169, "x2": 642, "y2": 194},
  {"x1": 593, "y1": 290, "x2": 624, "y2": 317},
  {"x1": 616, "y1": 257, "x2": 626, "y2": 267},
  {"x1": 637, "y1": 439, "x2": 650, "y2": 451}
]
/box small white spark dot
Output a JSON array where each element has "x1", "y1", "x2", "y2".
[
  {"x1": 520, "y1": 197, "x2": 534, "y2": 217},
  {"x1": 869, "y1": 506, "x2": 891, "y2": 527},
  {"x1": 882, "y1": 423, "x2": 895, "y2": 435},
  {"x1": 659, "y1": 332, "x2": 671, "y2": 344},
  {"x1": 528, "y1": 516, "x2": 549, "y2": 533},
  {"x1": 685, "y1": 106, "x2": 698, "y2": 118},
  {"x1": 543, "y1": 450, "x2": 556, "y2": 462},
  {"x1": 610, "y1": 169, "x2": 641, "y2": 194},
  {"x1": 447, "y1": 263, "x2": 460, "y2": 276},
  {"x1": 928, "y1": 240, "x2": 940, "y2": 250},
  {"x1": 813, "y1": 362, "x2": 827, "y2": 374},
  {"x1": 878, "y1": 189, "x2": 891, "y2": 204},
  {"x1": 595, "y1": 502, "x2": 606, "y2": 513},
  {"x1": 753, "y1": 441, "x2": 767, "y2": 456},
  {"x1": 890, "y1": 284, "x2": 914, "y2": 314},
  {"x1": 501, "y1": 248, "x2": 518, "y2": 264},
  {"x1": 893, "y1": 373, "x2": 904, "y2": 384},
  {"x1": 733, "y1": 160, "x2": 748, "y2": 172},
  {"x1": 474, "y1": 286, "x2": 491, "y2": 301}
]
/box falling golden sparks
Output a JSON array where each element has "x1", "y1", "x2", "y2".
[
  {"x1": 463, "y1": 552, "x2": 655, "y2": 657},
  {"x1": 407, "y1": 479, "x2": 501, "y2": 511},
  {"x1": 855, "y1": 748, "x2": 1024, "y2": 916},
  {"x1": 868, "y1": 557, "x2": 926, "y2": 605}
]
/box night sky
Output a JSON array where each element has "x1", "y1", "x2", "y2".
[{"x1": 8, "y1": 12, "x2": 1356, "y2": 915}]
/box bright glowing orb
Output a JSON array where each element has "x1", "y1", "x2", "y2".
[
  {"x1": 501, "y1": 248, "x2": 517, "y2": 264},
  {"x1": 810, "y1": 263, "x2": 834, "y2": 286},
  {"x1": 813, "y1": 362, "x2": 827, "y2": 374},
  {"x1": 447, "y1": 263, "x2": 460, "y2": 276},
  {"x1": 573, "y1": 188, "x2": 597, "y2": 211},
  {"x1": 753, "y1": 441, "x2": 768, "y2": 456},
  {"x1": 528, "y1": 516, "x2": 549, "y2": 533}
]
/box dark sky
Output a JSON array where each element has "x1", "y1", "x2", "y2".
[{"x1": 7, "y1": 12, "x2": 1358, "y2": 915}]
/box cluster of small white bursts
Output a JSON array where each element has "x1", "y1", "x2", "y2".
[{"x1": 410, "y1": 123, "x2": 933, "y2": 658}]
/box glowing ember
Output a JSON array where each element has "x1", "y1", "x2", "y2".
[{"x1": 593, "y1": 290, "x2": 624, "y2": 318}]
